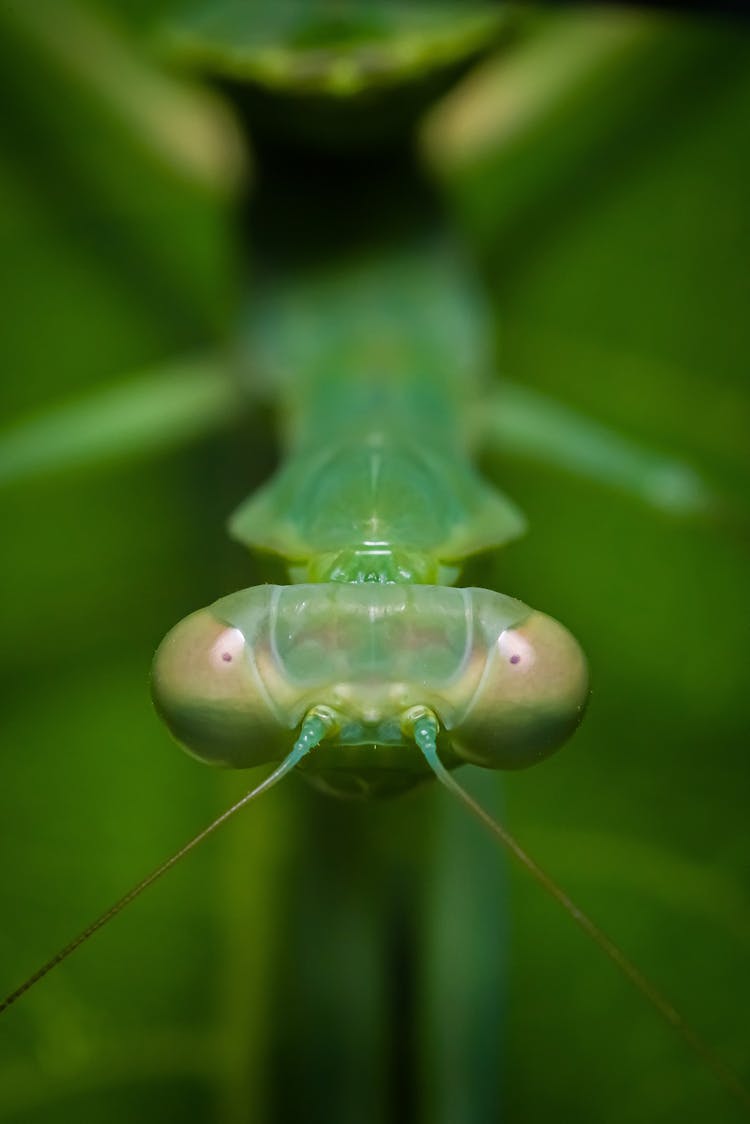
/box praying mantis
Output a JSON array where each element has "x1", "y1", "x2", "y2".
[{"x1": 0, "y1": 2, "x2": 748, "y2": 1121}]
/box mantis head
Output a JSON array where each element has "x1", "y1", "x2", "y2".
[{"x1": 151, "y1": 583, "x2": 588, "y2": 792}]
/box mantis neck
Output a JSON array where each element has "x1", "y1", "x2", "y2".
[{"x1": 230, "y1": 152, "x2": 525, "y2": 582}]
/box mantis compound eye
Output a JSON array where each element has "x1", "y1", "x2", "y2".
[
  {"x1": 449, "y1": 595, "x2": 589, "y2": 770},
  {"x1": 151, "y1": 589, "x2": 291, "y2": 769}
]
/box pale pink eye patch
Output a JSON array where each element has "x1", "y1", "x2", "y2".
[
  {"x1": 498, "y1": 628, "x2": 535, "y2": 670},
  {"x1": 209, "y1": 627, "x2": 245, "y2": 670}
]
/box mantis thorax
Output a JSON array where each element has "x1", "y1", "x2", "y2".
[{"x1": 293, "y1": 546, "x2": 458, "y2": 585}]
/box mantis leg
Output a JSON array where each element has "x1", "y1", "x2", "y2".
[
  {"x1": 0, "y1": 354, "x2": 240, "y2": 488},
  {"x1": 474, "y1": 380, "x2": 716, "y2": 518},
  {"x1": 420, "y1": 771, "x2": 507, "y2": 1124},
  {"x1": 272, "y1": 794, "x2": 404, "y2": 1124}
]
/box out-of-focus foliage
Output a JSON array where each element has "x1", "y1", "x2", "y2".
[{"x1": 0, "y1": 4, "x2": 748, "y2": 1124}]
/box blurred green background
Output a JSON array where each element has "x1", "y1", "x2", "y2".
[{"x1": 0, "y1": 3, "x2": 748, "y2": 1122}]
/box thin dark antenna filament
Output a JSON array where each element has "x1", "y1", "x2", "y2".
[
  {"x1": 413, "y1": 714, "x2": 750, "y2": 1116},
  {"x1": 0, "y1": 715, "x2": 328, "y2": 1016}
]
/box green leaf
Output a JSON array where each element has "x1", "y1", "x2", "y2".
[{"x1": 159, "y1": 0, "x2": 507, "y2": 94}]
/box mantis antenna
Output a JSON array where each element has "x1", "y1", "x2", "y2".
[
  {"x1": 411, "y1": 711, "x2": 750, "y2": 1115},
  {"x1": 0, "y1": 711, "x2": 331, "y2": 1016}
]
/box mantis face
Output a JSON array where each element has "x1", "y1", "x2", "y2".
[{"x1": 151, "y1": 583, "x2": 588, "y2": 794}]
